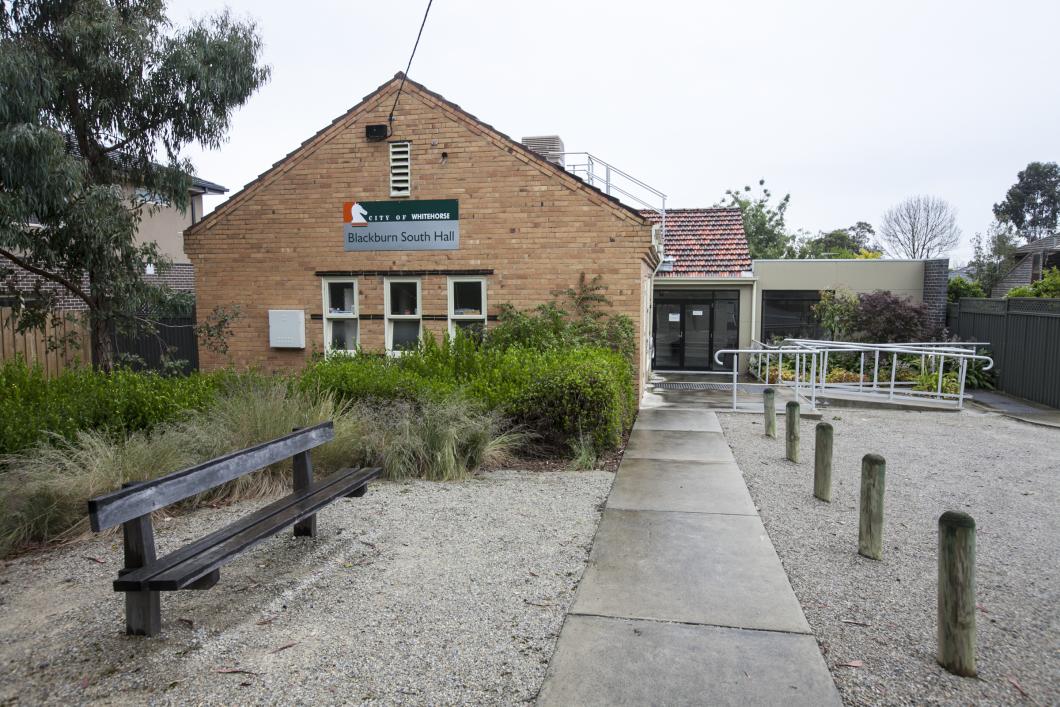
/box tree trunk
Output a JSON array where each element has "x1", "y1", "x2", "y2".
[{"x1": 89, "y1": 310, "x2": 114, "y2": 371}]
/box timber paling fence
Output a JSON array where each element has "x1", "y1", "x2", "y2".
[
  {"x1": 0, "y1": 307, "x2": 198, "y2": 376},
  {"x1": 951, "y1": 297, "x2": 1060, "y2": 409}
]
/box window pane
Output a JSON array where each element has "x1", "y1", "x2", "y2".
[
  {"x1": 391, "y1": 320, "x2": 420, "y2": 350},
  {"x1": 329, "y1": 319, "x2": 358, "y2": 351},
  {"x1": 453, "y1": 281, "x2": 483, "y2": 316},
  {"x1": 328, "y1": 282, "x2": 355, "y2": 314},
  {"x1": 390, "y1": 281, "x2": 418, "y2": 315},
  {"x1": 454, "y1": 319, "x2": 484, "y2": 342}
]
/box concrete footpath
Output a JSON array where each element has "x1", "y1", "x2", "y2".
[{"x1": 536, "y1": 407, "x2": 841, "y2": 706}]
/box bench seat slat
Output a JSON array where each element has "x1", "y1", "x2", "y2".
[
  {"x1": 88, "y1": 423, "x2": 335, "y2": 532},
  {"x1": 114, "y1": 467, "x2": 382, "y2": 592}
]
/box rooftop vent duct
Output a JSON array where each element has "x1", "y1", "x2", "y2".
[{"x1": 521, "y1": 135, "x2": 565, "y2": 167}]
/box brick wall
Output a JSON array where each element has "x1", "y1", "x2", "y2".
[
  {"x1": 922, "y1": 258, "x2": 949, "y2": 332},
  {"x1": 184, "y1": 76, "x2": 657, "y2": 393},
  {"x1": 2, "y1": 262, "x2": 196, "y2": 312}
]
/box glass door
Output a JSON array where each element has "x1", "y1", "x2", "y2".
[
  {"x1": 682, "y1": 304, "x2": 712, "y2": 369},
  {"x1": 711, "y1": 295, "x2": 740, "y2": 370},
  {"x1": 654, "y1": 303, "x2": 683, "y2": 369},
  {"x1": 654, "y1": 291, "x2": 741, "y2": 371}
]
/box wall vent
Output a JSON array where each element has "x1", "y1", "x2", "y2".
[
  {"x1": 389, "y1": 141, "x2": 411, "y2": 197},
  {"x1": 520, "y1": 135, "x2": 565, "y2": 167}
]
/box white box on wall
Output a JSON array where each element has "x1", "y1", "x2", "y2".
[{"x1": 268, "y1": 309, "x2": 306, "y2": 349}]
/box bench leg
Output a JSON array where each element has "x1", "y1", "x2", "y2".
[
  {"x1": 125, "y1": 591, "x2": 161, "y2": 636},
  {"x1": 345, "y1": 484, "x2": 368, "y2": 498},
  {"x1": 122, "y1": 512, "x2": 161, "y2": 636},
  {"x1": 292, "y1": 448, "x2": 317, "y2": 537}
]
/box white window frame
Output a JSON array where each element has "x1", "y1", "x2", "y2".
[
  {"x1": 384, "y1": 277, "x2": 422, "y2": 353},
  {"x1": 448, "y1": 277, "x2": 487, "y2": 337},
  {"x1": 389, "y1": 141, "x2": 411, "y2": 197},
  {"x1": 321, "y1": 277, "x2": 359, "y2": 354}
]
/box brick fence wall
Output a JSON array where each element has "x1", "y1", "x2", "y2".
[
  {"x1": 922, "y1": 258, "x2": 949, "y2": 332},
  {"x1": 2, "y1": 263, "x2": 196, "y2": 311}
]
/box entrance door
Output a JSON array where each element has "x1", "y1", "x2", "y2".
[
  {"x1": 653, "y1": 291, "x2": 741, "y2": 371},
  {"x1": 654, "y1": 303, "x2": 683, "y2": 369}
]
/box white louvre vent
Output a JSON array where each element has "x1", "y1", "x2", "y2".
[
  {"x1": 389, "y1": 141, "x2": 411, "y2": 197},
  {"x1": 520, "y1": 135, "x2": 565, "y2": 167}
]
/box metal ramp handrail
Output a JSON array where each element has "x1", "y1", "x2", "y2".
[{"x1": 712, "y1": 339, "x2": 994, "y2": 412}]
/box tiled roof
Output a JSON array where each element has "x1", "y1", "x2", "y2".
[{"x1": 642, "y1": 208, "x2": 751, "y2": 277}]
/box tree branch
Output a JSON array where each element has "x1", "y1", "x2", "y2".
[{"x1": 0, "y1": 247, "x2": 91, "y2": 304}]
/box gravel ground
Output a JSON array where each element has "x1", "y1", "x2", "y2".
[
  {"x1": 719, "y1": 408, "x2": 1060, "y2": 707},
  {"x1": 0, "y1": 469, "x2": 612, "y2": 706}
]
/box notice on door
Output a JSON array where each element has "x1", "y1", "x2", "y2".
[
  {"x1": 692, "y1": 310, "x2": 704, "y2": 316},
  {"x1": 343, "y1": 199, "x2": 459, "y2": 251},
  {"x1": 668, "y1": 313, "x2": 680, "y2": 322}
]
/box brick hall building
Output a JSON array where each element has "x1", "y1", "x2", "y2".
[{"x1": 184, "y1": 73, "x2": 659, "y2": 393}]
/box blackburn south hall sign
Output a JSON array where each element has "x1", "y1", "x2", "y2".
[{"x1": 342, "y1": 199, "x2": 459, "y2": 251}]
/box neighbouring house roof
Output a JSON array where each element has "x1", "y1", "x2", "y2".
[
  {"x1": 642, "y1": 208, "x2": 751, "y2": 277},
  {"x1": 62, "y1": 136, "x2": 226, "y2": 195},
  {"x1": 190, "y1": 176, "x2": 227, "y2": 195},
  {"x1": 1012, "y1": 234, "x2": 1060, "y2": 254}
]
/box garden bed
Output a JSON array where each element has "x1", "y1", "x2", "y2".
[
  {"x1": 719, "y1": 408, "x2": 1059, "y2": 706},
  {"x1": 0, "y1": 469, "x2": 612, "y2": 705}
]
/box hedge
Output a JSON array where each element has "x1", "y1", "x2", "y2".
[{"x1": 0, "y1": 360, "x2": 223, "y2": 455}]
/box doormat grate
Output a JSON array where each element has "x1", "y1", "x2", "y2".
[{"x1": 654, "y1": 382, "x2": 729, "y2": 391}]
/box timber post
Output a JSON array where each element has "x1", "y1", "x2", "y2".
[
  {"x1": 785, "y1": 401, "x2": 800, "y2": 462},
  {"x1": 858, "y1": 454, "x2": 886, "y2": 560},
  {"x1": 938, "y1": 511, "x2": 976, "y2": 677},
  {"x1": 764, "y1": 388, "x2": 777, "y2": 438},
  {"x1": 814, "y1": 422, "x2": 833, "y2": 502}
]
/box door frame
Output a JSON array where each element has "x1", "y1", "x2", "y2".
[{"x1": 652, "y1": 291, "x2": 740, "y2": 372}]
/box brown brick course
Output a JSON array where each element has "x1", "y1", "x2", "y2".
[{"x1": 185, "y1": 75, "x2": 657, "y2": 394}]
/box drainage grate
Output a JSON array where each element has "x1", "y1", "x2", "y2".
[{"x1": 654, "y1": 382, "x2": 730, "y2": 391}]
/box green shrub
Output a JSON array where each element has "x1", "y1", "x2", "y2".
[
  {"x1": 947, "y1": 276, "x2": 985, "y2": 303},
  {"x1": 300, "y1": 325, "x2": 635, "y2": 455},
  {"x1": 1006, "y1": 267, "x2": 1060, "y2": 298},
  {"x1": 298, "y1": 351, "x2": 454, "y2": 403},
  {"x1": 507, "y1": 348, "x2": 635, "y2": 451},
  {"x1": 0, "y1": 359, "x2": 222, "y2": 455}
]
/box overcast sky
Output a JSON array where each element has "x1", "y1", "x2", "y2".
[{"x1": 173, "y1": 0, "x2": 1060, "y2": 265}]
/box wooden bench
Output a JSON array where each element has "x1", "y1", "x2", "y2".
[{"x1": 86, "y1": 421, "x2": 381, "y2": 637}]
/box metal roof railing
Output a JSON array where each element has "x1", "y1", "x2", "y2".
[{"x1": 557, "y1": 152, "x2": 667, "y2": 256}]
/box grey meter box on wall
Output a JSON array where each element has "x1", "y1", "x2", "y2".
[{"x1": 268, "y1": 310, "x2": 306, "y2": 348}]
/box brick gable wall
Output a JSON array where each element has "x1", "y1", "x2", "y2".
[{"x1": 185, "y1": 79, "x2": 655, "y2": 393}]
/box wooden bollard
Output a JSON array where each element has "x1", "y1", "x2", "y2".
[
  {"x1": 763, "y1": 388, "x2": 777, "y2": 438},
  {"x1": 938, "y1": 511, "x2": 976, "y2": 677},
  {"x1": 814, "y1": 422, "x2": 833, "y2": 502},
  {"x1": 785, "y1": 401, "x2": 799, "y2": 462},
  {"x1": 858, "y1": 454, "x2": 885, "y2": 560}
]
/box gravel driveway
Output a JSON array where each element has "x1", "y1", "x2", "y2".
[
  {"x1": 720, "y1": 408, "x2": 1059, "y2": 706},
  {"x1": 0, "y1": 469, "x2": 612, "y2": 705}
]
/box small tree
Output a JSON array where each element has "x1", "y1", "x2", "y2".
[
  {"x1": 716, "y1": 179, "x2": 793, "y2": 259},
  {"x1": 879, "y1": 195, "x2": 961, "y2": 259},
  {"x1": 970, "y1": 222, "x2": 1020, "y2": 295},
  {"x1": 854, "y1": 291, "x2": 931, "y2": 342},
  {"x1": 947, "y1": 277, "x2": 985, "y2": 303},
  {"x1": 812, "y1": 289, "x2": 859, "y2": 340},
  {"x1": 0, "y1": 0, "x2": 269, "y2": 369}
]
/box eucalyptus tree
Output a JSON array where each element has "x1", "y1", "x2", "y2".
[{"x1": 0, "y1": 0, "x2": 269, "y2": 368}]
